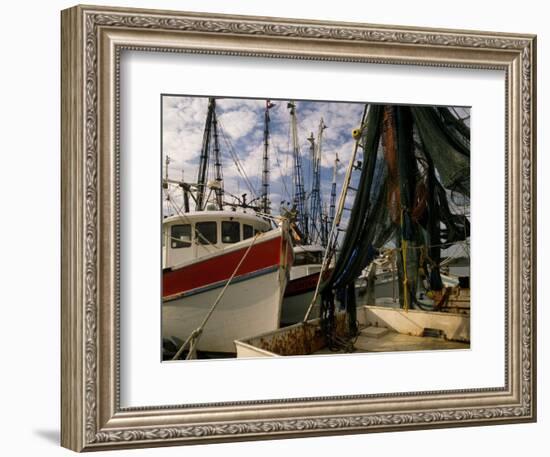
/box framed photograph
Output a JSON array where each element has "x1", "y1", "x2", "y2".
[{"x1": 61, "y1": 4, "x2": 536, "y2": 451}]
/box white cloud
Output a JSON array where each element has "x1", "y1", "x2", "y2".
[
  {"x1": 217, "y1": 109, "x2": 258, "y2": 141},
  {"x1": 162, "y1": 97, "x2": 466, "y2": 218},
  {"x1": 162, "y1": 96, "x2": 208, "y2": 179}
]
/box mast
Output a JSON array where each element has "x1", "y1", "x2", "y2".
[
  {"x1": 321, "y1": 203, "x2": 329, "y2": 248},
  {"x1": 196, "y1": 98, "x2": 215, "y2": 211},
  {"x1": 196, "y1": 97, "x2": 224, "y2": 211},
  {"x1": 211, "y1": 103, "x2": 224, "y2": 210},
  {"x1": 288, "y1": 101, "x2": 307, "y2": 238},
  {"x1": 261, "y1": 100, "x2": 274, "y2": 214},
  {"x1": 164, "y1": 155, "x2": 170, "y2": 184},
  {"x1": 181, "y1": 169, "x2": 190, "y2": 213},
  {"x1": 306, "y1": 132, "x2": 316, "y2": 244},
  {"x1": 163, "y1": 155, "x2": 171, "y2": 216},
  {"x1": 329, "y1": 152, "x2": 340, "y2": 228},
  {"x1": 309, "y1": 118, "x2": 327, "y2": 245}
]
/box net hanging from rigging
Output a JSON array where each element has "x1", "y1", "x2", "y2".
[{"x1": 319, "y1": 104, "x2": 470, "y2": 348}]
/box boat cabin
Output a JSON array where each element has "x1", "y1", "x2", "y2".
[
  {"x1": 162, "y1": 211, "x2": 272, "y2": 268},
  {"x1": 290, "y1": 244, "x2": 324, "y2": 280}
]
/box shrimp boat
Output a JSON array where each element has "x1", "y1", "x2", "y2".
[
  {"x1": 162, "y1": 210, "x2": 293, "y2": 354},
  {"x1": 162, "y1": 97, "x2": 293, "y2": 357}
]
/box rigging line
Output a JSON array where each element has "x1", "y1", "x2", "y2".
[
  {"x1": 273, "y1": 145, "x2": 292, "y2": 201},
  {"x1": 217, "y1": 121, "x2": 250, "y2": 188},
  {"x1": 217, "y1": 119, "x2": 258, "y2": 198}
]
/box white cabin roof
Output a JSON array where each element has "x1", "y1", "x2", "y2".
[
  {"x1": 163, "y1": 210, "x2": 270, "y2": 226},
  {"x1": 293, "y1": 244, "x2": 324, "y2": 254}
]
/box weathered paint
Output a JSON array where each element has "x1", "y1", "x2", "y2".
[
  {"x1": 235, "y1": 312, "x2": 349, "y2": 357},
  {"x1": 235, "y1": 304, "x2": 470, "y2": 358}
]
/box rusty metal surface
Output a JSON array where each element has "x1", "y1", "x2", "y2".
[{"x1": 248, "y1": 312, "x2": 350, "y2": 356}]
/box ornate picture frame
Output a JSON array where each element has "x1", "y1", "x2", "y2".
[{"x1": 61, "y1": 4, "x2": 536, "y2": 451}]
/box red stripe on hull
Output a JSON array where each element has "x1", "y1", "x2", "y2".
[{"x1": 163, "y1": 235, "x2": 285, "y2": 298}]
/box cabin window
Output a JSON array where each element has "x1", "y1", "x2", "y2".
[
  {"x1": 170, "y1": 224, "x2": 191, "y2": 248},
  {"x1": 221, "y1": 221, "x2": 240, "y2": 243},
  {"x1": 196, "y1": 221, "x2": 217, "y2": 245},
  {"x1": 243, "y1": 224, "x2": 254, "y2": 240}
]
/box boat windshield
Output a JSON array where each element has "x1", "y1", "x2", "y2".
[
  {"x1": 196, "y1": 221, "x2": 217, "y2": 245},
  {"x1": 243, "y1": 224, "x2": 254, "y2": 240},
  {"x1": 221, "y1": 221, "x2": 240, "y2": 243},
  {"x1": 170, "y1": 224, "x2": 191, "y2": 248}
]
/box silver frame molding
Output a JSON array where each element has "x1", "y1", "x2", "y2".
[{"x1": 61, "y1": 4, "x2": 537, "y2": 452}]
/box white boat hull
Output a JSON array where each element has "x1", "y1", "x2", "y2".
[{"x1": 163, "y1": 267, "x2": 285, "y2": 353}]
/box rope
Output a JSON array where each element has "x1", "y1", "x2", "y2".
[
  {"x1": 273, "y1": 146, "x2": 292, "y2": 201},
  {"x1": 171, "y1": 233, "x2": 260, "y2": 360},
  {"x1": 218, "y1": 120, "x2": 258, "y2": 198}
]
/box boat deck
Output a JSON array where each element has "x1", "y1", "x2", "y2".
[
  {"x1": 235, "y1": 305, "x2": 470, "y2": 358},
  {"x1": 313, "y1": 326, "x2": 469, "y2": 355}
]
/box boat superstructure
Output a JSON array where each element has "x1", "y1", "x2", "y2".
[{"x1": 162, "y1": 211, "x2": 271, "y2": 269}]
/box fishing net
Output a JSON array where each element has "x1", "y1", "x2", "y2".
[{"x1": 321, "y1": 104, "x2": 470, "y2": 344}]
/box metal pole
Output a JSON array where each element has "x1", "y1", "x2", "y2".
[
  {"x1": 211, "y1": 104, "x2": 224, "y2": 210},
  {"x1": 303, "y1": 105, "x2": 369, "y2": 322},
  {"x1": 261, "y1": 100, "x2": 274, "y2": 214},
  {"x1": 196, "y1": 98, "x2": 215, "y2": 211}
]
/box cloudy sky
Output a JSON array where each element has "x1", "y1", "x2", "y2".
[
  {"x1": 162, "y1": 95, "x2": 365, "y2": 217},
  {"x1": 161, "y1": 96, "x2": 470, "y2": 223}
]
